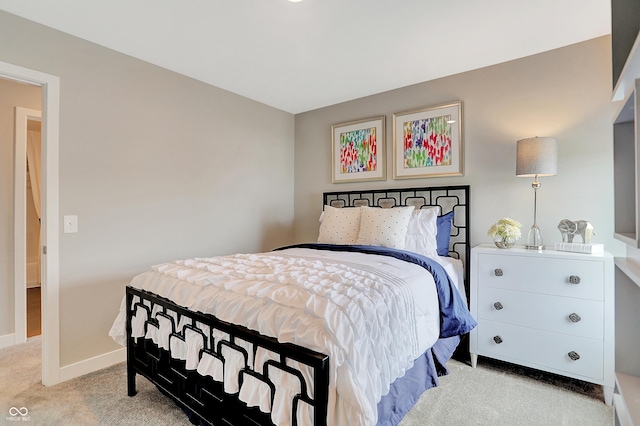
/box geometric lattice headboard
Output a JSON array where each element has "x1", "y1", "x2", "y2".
[{"x1": 323, "y1": 185, "x2": 471, "y2": 289}]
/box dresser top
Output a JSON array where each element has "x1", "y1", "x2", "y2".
[{"x1": 473, "y1": 243, "x2": 613, "y2": 260}]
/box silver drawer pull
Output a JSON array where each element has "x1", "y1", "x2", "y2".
[
  {"x1": 569, "y1": 275, "x2": 581, "y2": 284},
  {"x1": 493, "y1": 302, "x2": 504, "y2": 310},
  {"x1": 494, "y1": 268, "x2": 503, "y2": 277},
  {"x1": 568, "y1": 313, "x2": 581, "y2": 323},
  {"x1": 568, "y1": 351, "x2": 580, "y2": 361},
  {"x1": 493, "y1": 335, "x2": 503, "y2": 344}
]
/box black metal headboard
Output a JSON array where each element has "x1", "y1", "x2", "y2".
[{"x1": 322, "y1": 185, "x2": 470, "y2": 288}]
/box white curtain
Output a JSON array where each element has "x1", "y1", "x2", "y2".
[
  {"x1": 27, "y1": 129, "x2": 42, "y2": 281},
  {"x1": 27, "y1": 129, "x2": 41, "y2": 217}
]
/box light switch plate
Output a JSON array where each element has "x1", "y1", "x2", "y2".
[{"x1": 63, "y1": 215, "x2": 78, "y2": 233}]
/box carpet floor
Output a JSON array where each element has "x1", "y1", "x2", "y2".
[{"x1": 1, "y1": 337, "x2": 613, "y2": 425}]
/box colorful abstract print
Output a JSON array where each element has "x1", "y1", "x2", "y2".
[
  {"x1": 340, "y1": 127, "x2": 378, "y2": 174},
  {"x1": 403, "y1": 115, "x2": 452, "y2": 169}
]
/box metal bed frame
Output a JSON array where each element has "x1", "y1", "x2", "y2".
[
  {"x1": 323, "y1": 185, "x2": 471, "y2": 296},
  {"x1": 126, "y1": 286, "x2": 329, "y2": 426},
  {"x1": 125, "y1": 185, "x2": 470, "y2": 426}
]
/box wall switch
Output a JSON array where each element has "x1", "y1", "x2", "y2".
[{"x1": 63, "y1": 215, "x2": 78, "y2": 233}]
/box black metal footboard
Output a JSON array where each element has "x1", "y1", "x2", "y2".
[{"x1": 125, "y1": 286, "x2": 329, "y2": 426}]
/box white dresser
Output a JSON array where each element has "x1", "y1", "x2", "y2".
[{"x1": 469, "y1": 244, "x2": 615, "y2": 404}]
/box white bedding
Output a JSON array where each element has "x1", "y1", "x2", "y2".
[{"x1": 110, "y1": 248, "x2": 463, "y2": 426}]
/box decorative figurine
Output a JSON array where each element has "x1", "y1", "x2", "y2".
[{"x1": 557, "y1": 219, "x2": 595, "y2": 244}]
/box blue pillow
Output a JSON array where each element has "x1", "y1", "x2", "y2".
[{"x1": 436, "y1": 211, "x2": 454, "y2": 256}]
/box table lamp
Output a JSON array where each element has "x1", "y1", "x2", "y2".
[{"x1": 516, "y1": 137, "x2": 558, "y2": 249}]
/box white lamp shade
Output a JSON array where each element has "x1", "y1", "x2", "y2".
[{"x1": 516, "y1": 137, "x2": 558, "y2": 177}]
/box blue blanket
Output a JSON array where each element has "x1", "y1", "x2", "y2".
[{"x1": 274, "y1": 243, "x2": 477, "y2": 338}]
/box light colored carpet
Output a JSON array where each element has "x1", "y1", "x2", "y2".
[
  {"x1": 1, "y1": 337, "x2": 613, "y2": 425},
  {"x1": 400, "y1": 357, "x2": 613, "y2": 426}
]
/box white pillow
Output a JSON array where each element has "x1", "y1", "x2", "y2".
[
  {"x1": 404, "y1": 207, "x2": 439, "y2": 257},
  {"x1": 317, "y1": 206, "x2": 362, "y2": 245},
  {"x1": 356, "y1": 206, "x2": 415, "y2": 249}
]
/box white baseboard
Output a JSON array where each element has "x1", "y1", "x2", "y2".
[
  {"x1": 59, "y1": 347, "x2": 126, "y2": 383},
  {"x1": 0, "y1": 333, "x2": 16, "y2": 349}
]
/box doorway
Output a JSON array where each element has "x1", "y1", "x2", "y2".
[
  {"x1": 26, "y1": 116, "x2": 42, "y2": 337},
  {"x1": 14, "y1": 106, "x2": 42, "y2": 341},
  {"x1": 2, "y1": 60, "x2": 61, "y2": 386}
]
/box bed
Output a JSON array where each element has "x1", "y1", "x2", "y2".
[{"x1": 109, "y1": 185, "x2": 475, "y2": 426}]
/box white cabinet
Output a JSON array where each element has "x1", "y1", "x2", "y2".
[
  {"x1": 469, "y1": 244, "x2": 615, "y2": 404},
  {"x1": 613, "y1": 80, "x2": 640, "y2": 247},
  {"x1": 611, "y1": 0, "x2": 640, "y2": 422},
  {"x1": 613, "y1": 258, "x2": 640, "y2": 426},
  {"x1": 612, "y1": 0, "x2": 640, "y2": 247}
]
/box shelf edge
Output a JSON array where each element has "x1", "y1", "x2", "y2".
[
  {"x1": 615, "y1": 372, "x2": 640, "y2": 425},
  {"x1": 613, "y1": 393, "x2": 632, "y2": 426},
  {"x1": 614, "y1": 232, "x2": 640, "y2": 248},
  {"x1": 614, "y1": 257, "x2": 640, "y2": 288},
  {"x1": 613, "y1": 31, "x2": 640, "y2": 102}
]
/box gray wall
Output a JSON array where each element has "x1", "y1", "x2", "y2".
[
  {"x1": 0, "y1": 78, "x2": 41, "y2": 336},
  {"x1": 294, "y1": 36, "x2": 624, "y2": 258},
  {"x1": 0, "y1": 10, "x2": 623, "y2": 372},
  {"x1": 0, "y1": 11, "x2": 295, "y2": 365}
]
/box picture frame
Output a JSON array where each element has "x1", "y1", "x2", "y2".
[
  {"x1": 393, "y1": 101, "x2": 463, "y2": 179},
  {"x1": 332, "y1": 116, "x2": 385, "y2": 183}
]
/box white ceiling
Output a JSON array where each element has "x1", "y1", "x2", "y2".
[{"x1": 0, "y1": 0, "x2": 611, "y2": 114}]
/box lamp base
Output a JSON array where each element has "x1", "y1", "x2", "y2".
[
  {"x1": 524, "y1": 244, "x2": 544, "y2": 250},
  {"x1": 525, "y1": 224, "x2": 544, "y2": 250}
]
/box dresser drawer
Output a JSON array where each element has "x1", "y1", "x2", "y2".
[
  {"x1": 476, "y1": 253, "x2": 604, "y2": 300},
  {"x1": 477, "y1": 320, "x2": 604, "y2": 381},
  {"x1": 477, "y1": 287, "x2": 604, "y2": 340}
]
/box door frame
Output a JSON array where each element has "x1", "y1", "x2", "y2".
[
  {"x1": 14, "y1": 106, "x2": 42, "y2": 344},
  {"x1": 2, "y1": 60, "x2": 61, "y2": 386}
]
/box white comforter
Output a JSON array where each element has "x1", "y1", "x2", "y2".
[{"x1": 110, "y1": 248, "x2": 449, "y2": 426}]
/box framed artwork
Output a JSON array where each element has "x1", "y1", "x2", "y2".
[
  {"x1": 332, "y1": 116, "x2": 385, "y2": 183},
  {"x1": 393, "y1": 101, "x2": 463, "y2": 179}
]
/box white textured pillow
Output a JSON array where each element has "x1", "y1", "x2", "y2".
[
  {"x1": 357, "y1": 206, "x2": 415, "y2": 249},
  {"x1": 317, "y1": 206, "x2": 362, "y2": 245},
  {"x1": 404, "y1": 207, "x2": 439, "y2": 257}
]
